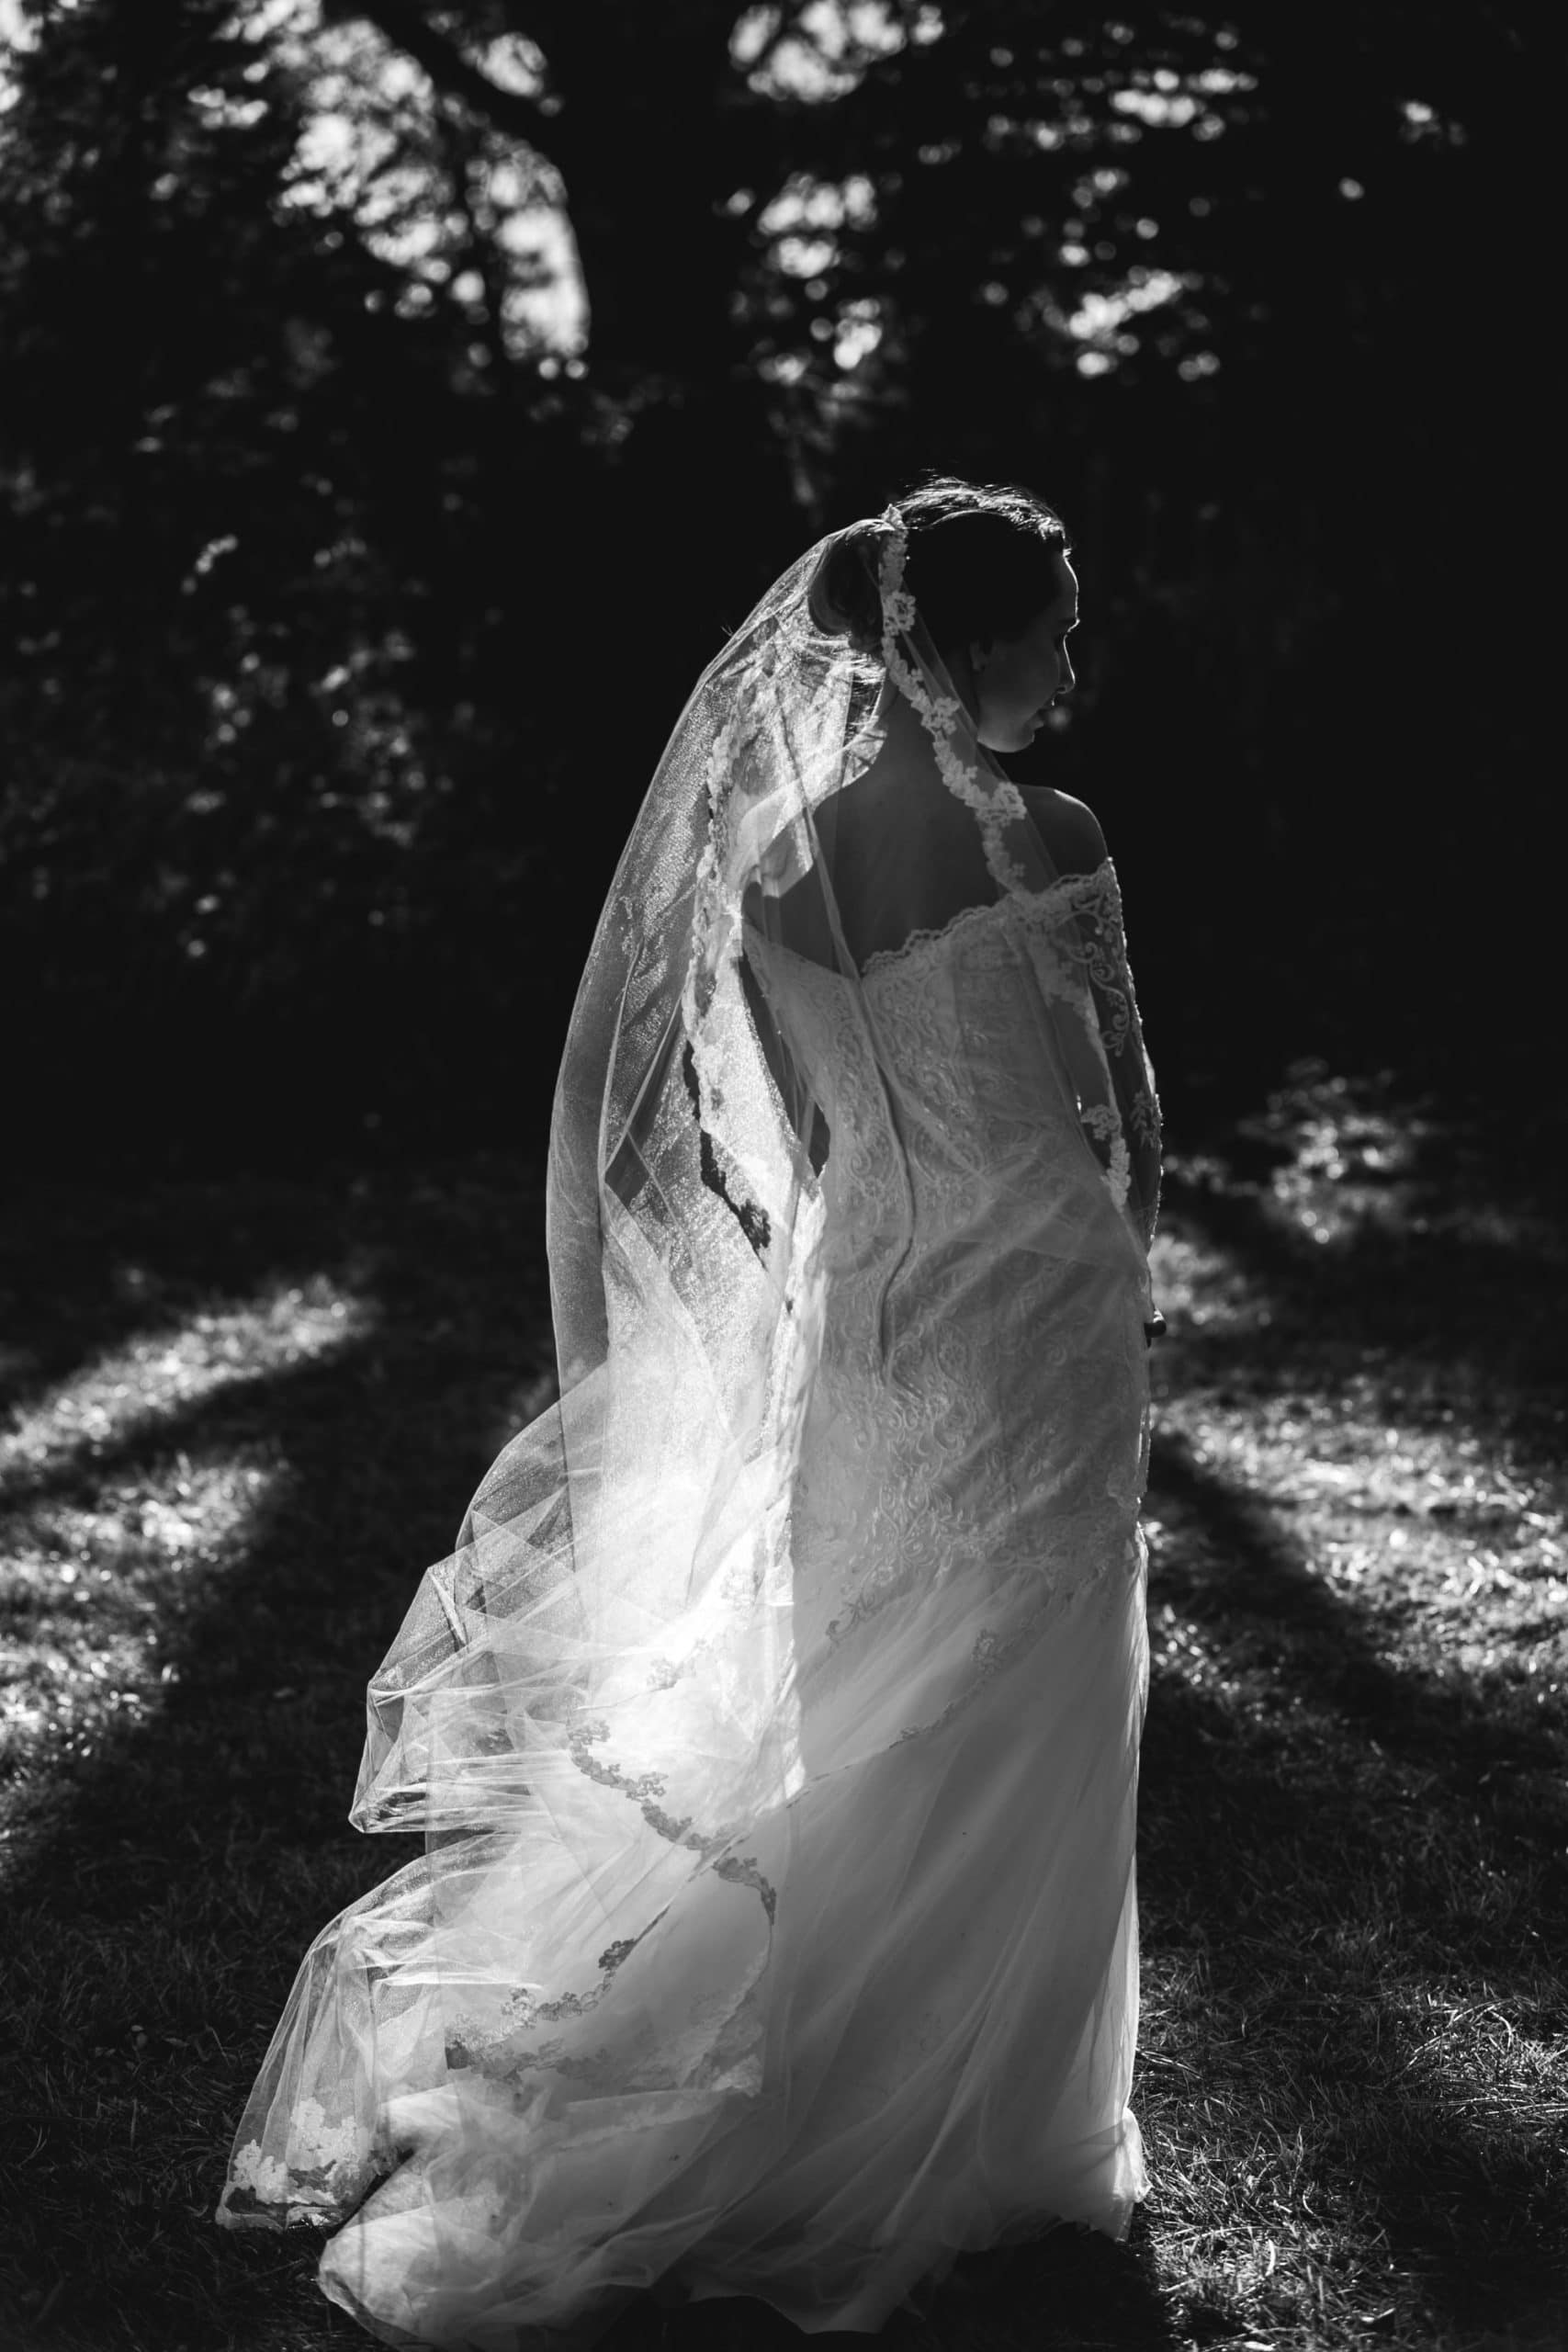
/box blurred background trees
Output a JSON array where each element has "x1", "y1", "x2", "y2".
[{"x1": 0, "y1": 0, "x2": 1551, "y2": 1172}]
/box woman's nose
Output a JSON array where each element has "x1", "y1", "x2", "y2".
[{"x1": 1058, "y1": 651, "x2": 1076, "y2": 695}]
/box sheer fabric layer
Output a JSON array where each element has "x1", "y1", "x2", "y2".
[
  {"x1": 217, "y1": 525, "x2": 1160, "y2": 2349},
  {"x1": 219, "y1": 883, "x2": 1153, "y2": 2345}
]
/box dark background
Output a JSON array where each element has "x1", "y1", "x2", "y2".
[
  {"x1": 1, "y1": 0, "x2": 1554, "y2": 1179},
  {"x1": 3, "y1": 19, "x2": 1566, "y2": 2349}
]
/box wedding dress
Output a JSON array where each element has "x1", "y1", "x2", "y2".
[{"x1": 217, "y1": 513, "x2": 1160, "y2": 2348}]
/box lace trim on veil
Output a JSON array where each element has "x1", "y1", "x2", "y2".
[{"x1": 875, "y1": 514, "x2": 1032, "y2": 894}]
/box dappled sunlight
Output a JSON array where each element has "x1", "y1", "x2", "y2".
[
  {"x1": 1154, "y1": 1068, "x2": 1567, "y2": 1473},
  {"x1": 1109, "y1": 65, "x2": 1257, "y2": 133},
  {"x1": 733, "y1": 1, "x2": 945, "y2": 104},
  {"x1": 1149, "y1": 1223, "x2": 1272, "y2": 1337},
  {"x1": 1147, "y1": 1102, "x2": 1567, "y2": 1715},
  {"x1": 1187, "y1": 1062, "x2": 1564, "y2": 1261},
  {"x1": 0, "y1": 1455, "x2": 279, "y2": 1774},
  {"x1": 1240, "y1": 1068, "x2": 1440, "y2": 1250},
  {"x1": 1065, "y1": 267, "x2": 1189, "y2": 351},
  {"x1": 1, "y1": 1277, "x2": 375, "y2": 1484},
  {"x1": 0, "y1": 1277, "x2": 375, "y2": 1800},
  {"x1": 1139, "y1": 1928, "x2": 1567, "y2": 2340},
  {"x1": 1143, "y1": 1396, "x2": 1566, "y2": 1721},
  {"x1": 255, "y1": 0, "x2": 584, "y2": 360},
  {"x1": 1137, "y1": 1526, "x2": 1565, "y2": 2335},
  {"x1": 1130, "y1": 1087, "x2": 1568, "y2": 2340}
]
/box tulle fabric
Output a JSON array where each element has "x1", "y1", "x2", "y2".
[
  {"x1": 216, "y1": 518, "x2": 1160, "y2": 2347},
  {"x1": 231, "y1": 1545, "x2": 1145, "y2": 2347}
]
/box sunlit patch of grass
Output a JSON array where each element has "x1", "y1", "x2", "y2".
[
  {"x1": 0, "y1": 1281, "x2": 374, "y2": 1811},
  {"x1": 3, "y1": 1282, "x2": 372, "y2": 1477},
  {"x1": 0, "y1": 1453, "x2": 276, "y2": 1771},
  {"x1": 0, "y1": 1159, "x2": 555, "y2": 2350},
  {"x1": 1, "y1": 1115, "x2": 1564, "y2": 2352},
  {"x1": 1133, "y1": 1073, "x2": 1568, "y2": 2349}
]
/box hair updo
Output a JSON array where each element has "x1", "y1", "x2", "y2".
[{"x1": 808, "y1": 473, "x2": 1071, "y2": 660}]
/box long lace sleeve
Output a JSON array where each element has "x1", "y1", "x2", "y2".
[
  {"x1": 1086, "y1": 875, "x2": 1161, "y2": 1250},
  {"x1": 1078, "y1": 865, "x2": 1161, "y2": 1250},
  {"x1": 1019, "y1": 864, "x2": 1161, "y2": 1254}
]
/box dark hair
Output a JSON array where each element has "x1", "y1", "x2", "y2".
[{"x1": 809, "y1": 473, "x2": 1071, "y2": 658}]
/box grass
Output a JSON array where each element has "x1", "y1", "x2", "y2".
[{"x1": 1, "y1": 1067, "x2": 1564, "y2": 2352}]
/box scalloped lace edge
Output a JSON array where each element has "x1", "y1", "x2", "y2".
[{"x1": 858, "y1": 858, "x2": 1115, "y2": 981}]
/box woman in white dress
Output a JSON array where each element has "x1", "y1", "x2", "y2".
[{"x1": 217, "y1": 476, "x2": 1162, "y2": 2348}]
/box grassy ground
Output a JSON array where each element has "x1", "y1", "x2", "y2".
[{"x1": 1, "y1": 1069, "x2": 1564, "y2": 2352}]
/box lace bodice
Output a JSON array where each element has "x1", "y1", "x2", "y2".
[
  {"x1": 747, "y1": 860, "x2": 1157, "y2": 1280},
  {"x1": 744, "y1": 862, "x2": 1156, "y2": 1729}
]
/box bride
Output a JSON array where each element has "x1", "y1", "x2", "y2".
[{"x1": 218, "y1": 475, "x2": 1162, "y2": 2347}]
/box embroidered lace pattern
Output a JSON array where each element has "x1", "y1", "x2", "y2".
[
  {"x1": 761, "y1": 864, "x2": 1157, "y2": 1236},
  {"x1": 747, "y1": 875, "x2": 1154, "y2": 1748},
  {"x1": 228, "y1": 2098, "x2": 376, "y2": 2226}
]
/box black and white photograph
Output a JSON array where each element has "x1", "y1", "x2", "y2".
[{"x1": 0, "y1": 6, "x2": 1561, "y2": 2349}]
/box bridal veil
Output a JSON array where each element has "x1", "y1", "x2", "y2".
[{"x1": 217, "y1": 505, "x2": 1160, "y2": 2346}]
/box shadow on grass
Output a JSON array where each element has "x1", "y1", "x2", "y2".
[
  {"x1": 0, "y1": 1162, "x2": 555, "y2": 2350},
  {"x1": 1135, "y1": 1081, "x2": 1565, "y2": 2336},
  {"x1": 1160, "y1": 1080, "x2": 1568, "y2": 1481},
  {"x1": 0, "y1": 1161, "x2": 1175, "y2": 2352},
  {"x1": 2, "y1": 1098, "x2": 1564, "y2": 2350},
  {"x1": 1137, "y1": 1136, "x2": 1568, "y2": 2350}
]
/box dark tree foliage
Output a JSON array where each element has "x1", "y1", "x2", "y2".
[{"x1": 0, "y1": 0, "x2": 1551, "y2": 1172}]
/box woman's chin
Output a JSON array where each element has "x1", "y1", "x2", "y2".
[{"x1": 978, "y1": 721, "x2": 1037, "y2": 756}]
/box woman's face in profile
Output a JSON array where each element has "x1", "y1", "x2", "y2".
[{"x1": 969, "y1": 551, "x2": 1080, "y2": 754}]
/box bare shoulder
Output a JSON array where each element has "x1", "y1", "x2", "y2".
[{"x1": 1017, "y1": 784, "x2": 1109, "y2": 877}]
